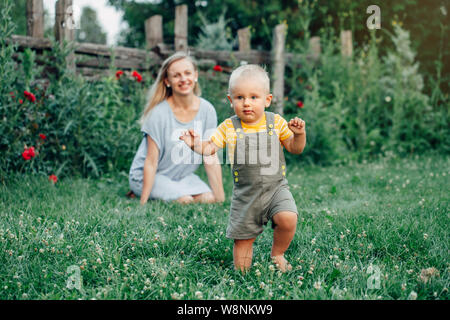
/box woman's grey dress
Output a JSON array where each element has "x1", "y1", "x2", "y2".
[{"x1": 129, "y1": 98, "x2": 218, "y2": 201}]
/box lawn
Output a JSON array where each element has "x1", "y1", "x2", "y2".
[{"x1": 0, "y1": 154, "x2": 448, "y2": 300}]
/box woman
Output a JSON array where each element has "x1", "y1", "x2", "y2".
[{"x1": 129, "y1": 52, "x2": 225, "y2": 205}]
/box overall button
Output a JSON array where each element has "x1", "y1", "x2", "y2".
[
  {"x1": 269, "y1": 124, "x2": 274, "y2": 128},
  {"x1": 234, "y1": 171, "x2": 239, "y2": 176},
  {"x1": 269, "y1": 131, "x2": 273, "y2": 136},
  {"x1": 235, "y1": 177, "x2": 239, "y2": 182}
]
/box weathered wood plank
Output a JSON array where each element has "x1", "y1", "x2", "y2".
[
  {"x1": 238, "y1": 27, "x2": 251, "y2": 52},
  {"x1": 9, "y1": 35, "x2": 162, "y2": 69},
  {"x1": 309, "y1": 36, "x2": 321, "y2": 59},
  {"x1": 340, "y1": 30, "x2": 353, "y2": 57},
  {"x1": 26, "y1": 0, "x2": 44, "y2": 38},
  {"x1": 54, "y1": 0, "x2": 75, "y2": 70},
  {"x1": 174, "y1": 5, "x2": 188, "y2": 51},
  {"x1": 54, "y1": 0, "x2": 74, "y2": 42},
  {"x1": 272, "y1": 24, "x2": 286, "y2": 115},
  {"x1": 76, "y1": 55, "x2": 154, "y2": 70},
  {"x1": 9, "y1": 35, "x2": 316, "y2": 73},
  {"x1": 145, "y1": 15, "x2": 163, "y2": 49}
]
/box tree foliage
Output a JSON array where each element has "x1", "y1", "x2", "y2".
[
  {"x1": 107, "y1": 0, "x2": 448, "y2": 92},
  {"x1": 76, "y1": 6, "x2": 107, "y2": 45}
]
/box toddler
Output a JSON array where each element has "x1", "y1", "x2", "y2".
[{"x1": 180, "y1": 64, "x2": 306, "y2": 272}]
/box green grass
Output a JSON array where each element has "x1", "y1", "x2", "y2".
[{"x1": 0, "y1": 154, "x2": 449, "y2": 300}]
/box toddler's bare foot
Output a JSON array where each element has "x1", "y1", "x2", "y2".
[{"x1": 271, "y1": 255, "x2": 292, "y2": 272}]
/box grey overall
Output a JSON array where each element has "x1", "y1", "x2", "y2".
[{"x1": 226, "y1": 112, "x2": 298, "y2": 240}]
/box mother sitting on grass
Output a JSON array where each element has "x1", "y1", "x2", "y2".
[{"x1": 128, "y1": 52, "x2": 225, "y2": 205}]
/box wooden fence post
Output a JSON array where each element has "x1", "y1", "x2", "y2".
[
  {"x1": 145, "y1": 15, "x2": 163, "y2": 49},
  {"x1": 26, "y1": 0, "x2": 44, "y2": 38},
  {"x1": 238, "y1": 27, "x2": 251, "y2": 52},
  {"x1": 54, "y1": 0, "x2": 75, "y2": 70},
  {"x1": 309, "y1": 36, "x2": 321, "y2": 60},
  {"x1": 174, "y1": 5, "x2": 188, "y2": 51},
  {"x1": 272, "y1": 24, "x2": 286, "y2": 115},
  {"x1": 340, "y1": 30, "x2": 353, "y2": 57}
]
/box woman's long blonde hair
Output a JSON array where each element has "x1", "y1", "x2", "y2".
[{"x1": 140, "y1": 52, "x2": 201, "y2": 123}]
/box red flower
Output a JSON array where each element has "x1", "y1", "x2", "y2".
[
  {"x1": 9, "y1": 92, "x2": 15, "y2": 99},
  {"x1": 115, "y1": 70, "x2": 124, "y2": 80},
  {"x1": 19, "y1": 99, "x2": 23, "y2": 104},
  {"x1": 22, "y1": 146, "x2": 36, "y2": 160},
  {"x1": 132, "y1": 70, "x2": 142, "y2": 82},
  {"x1": 39, "y1": 133, "x2": 47, "y2": 140},
  {"x1": 24, "y1": 91, "x2": 36, "y2": 103},
  {"x1": 213, "y1": 65, "x2": 223, "y2": 72},
  {"x1": 48, "y1": 174, "x2": 58, "y2": 184},
  {"x1": 297, "y1": 101, "x2": 304, "y2": 108}
]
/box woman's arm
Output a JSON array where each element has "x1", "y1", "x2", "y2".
[
  {"x1": 203, "y1": 154, "x2": 225, "y2": 203},
  {"x1": 140, "y1": 135, "x2": 159, "y2": 205}
]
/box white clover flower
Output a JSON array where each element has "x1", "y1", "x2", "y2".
[
  {"x1": 408, "y1": 291, "x2": 418, "y2": 300},
  {"x1": 385, "y1": 96, "x2": 392, "y2": 102},
  {"x1": 195, "y1": 291, "x2": 203, "y2": 299},
  {"x1": 171, "y1": 292, "x2": 181, "y2": 300},
  {"x1": 313, "y1": 281, "x2": 322, "y2": 290}
]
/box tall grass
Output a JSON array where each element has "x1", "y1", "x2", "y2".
[{"x1": 1, "y1": 154, "x2": 448, "y2": 299}]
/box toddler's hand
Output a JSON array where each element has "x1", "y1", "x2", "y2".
[
  {"x1": 179, "y1": 129, "x2": 200, "y2": 149},
  {"x1": 288, "y1": 117, "x2": 306, "y2": 135}
]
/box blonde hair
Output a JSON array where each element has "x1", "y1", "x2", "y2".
[
  {"x1": 228, "y1": 64, "x2": 270, "y2": 94},
  {"x1": 140, "y1": 52, "x2": 201, "y2": 123}
]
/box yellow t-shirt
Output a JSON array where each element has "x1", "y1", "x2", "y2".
[{"x1": 211, "y1": 113, "x2": 293, "y2": 163}]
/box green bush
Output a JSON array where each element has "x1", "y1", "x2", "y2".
[
  {"x1": 284, "y1": 24, "x2": 449, "y2": 165},
  {"x1": 0, "y1": 0, "x2": 147, "y2": 181}
]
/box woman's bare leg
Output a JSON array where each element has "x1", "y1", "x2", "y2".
[
  {"x1": 176, "y1": 195, "x2": 194, "y2": 204},
  {"x1": 192, "y1": 192, "x2": 216, "y2": 203}
]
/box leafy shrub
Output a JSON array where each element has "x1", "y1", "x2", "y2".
[
  {"x1": 0, "y1": 1, "x2": 147, "y2": 181},
  {"x1": 284, "y1": 24, "x2": 449, "y2": 165},
  {"x1": 196, "y1": 9, "x2": 236, "y2": 51}
]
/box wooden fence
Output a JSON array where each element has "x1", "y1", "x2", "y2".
[{"x1": 12, "y1": 0, "x2": 354, "y2": 114}]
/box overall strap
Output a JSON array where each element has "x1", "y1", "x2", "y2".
[
  {"x1": 265, "y1": 111, "x2": 276, "y2": 133},
  {"x1": 230, "y1": 115, "x2": 243, "y2": 131},
  {"x1": 230, "y1": 115, "x2": 245, "y2": 167}
]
